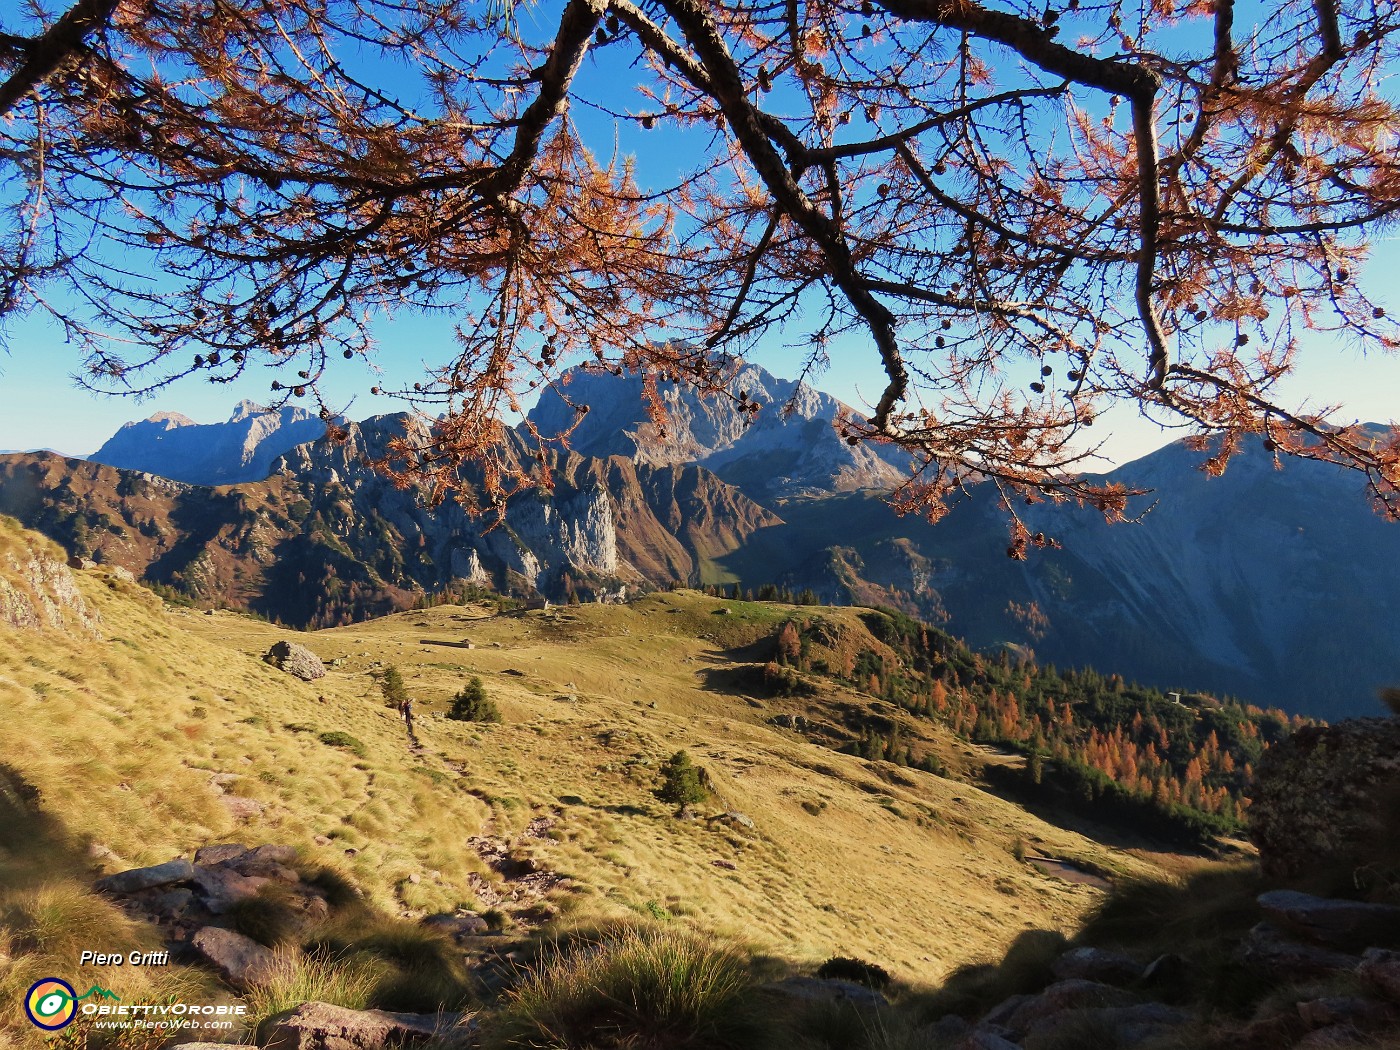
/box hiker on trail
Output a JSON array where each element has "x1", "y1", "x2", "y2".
[{"x1": 401, "y1": 697, "x2": 414, "y2": 734}]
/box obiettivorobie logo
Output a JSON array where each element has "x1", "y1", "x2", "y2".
[{"x1": 24, "y1": 978, "x2": 120, "y2": 1031}]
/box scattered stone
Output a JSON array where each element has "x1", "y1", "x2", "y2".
[
  {"x1": 263, "y1": 640, "x2": 326, "y2": 681},
  {"x1": 252, "y1": 843, "x2": 298, "y2": 862},
  {"x1": 1003, "y1": 980, "x2": 1139, "y2": 1039},
  {"x1": 143, "y1": 888, "x2": 197, "y2": 921},
  {"x1": 1023, "y1": 1002, "x2": 1190, "y2": 1047},
  {"x1": 981, "y1": 994, "x2": 1033, "y2": 1029},
  {"x1": 1258, "y1": 890, "x2": 1400, "y2": 952},
  {"x1": 259, "y1": 1001, "x2": 471, "y2": 1050},
  {"x1": 1294, "y1": 1024, "x2": 1372, "y2": 1049},
  {"x1": 768, "y1": 714, "x2": 810, "y2": 731},
  {"x1": 960, "y1": 1031, "x2": 1021, "y2": 1050},
  {"x1": 227, "y1": 845, "x2": 300, "y2": 881},
  {"x1": 407, "y1": 873, "x2": 421, "y2": 884},
  {"x1": 1140, "y1": 952, "x2": 1189, "y2": 990},
  {"x1": 313, "y1": 835, "x2": 332, "y2": 847},
  {"x1": 192, "y1": 866, "x2": 270, "y2": 914},
  {"x1": 194, "y1": 844, "x2": 249, "y2": 866},
  {"x1": 761, "y1": 976, "x2": 887, "y2": 1007},
  {"x1": 206, "y1": 773, "x2": 241, "y2": 794},
  {"x1": 712, "y1": 859, "x2": 737, "y2": 870},
  {"x1": 107, "y1": 566, "x2": 136, "y2": 583},
  {"x1": 191, "y1": 926, "x2": 277, "y2": 992},
  {"x1": 1236, "y1": 922, "x2": 1361, "y2": 980},
  {"x1": 1359, "y1": 948, "x2": 1400, "y2": 1002},
  {"x1": 86, "y1": 842, "x2": 120, "y2": 866},
  {"x1": 222, "y1": 796, "x2": 265, "y2": 820},
  {"x1": 421, "y1": 913, "x2": 489, "y2": 941},
  {"x1": 1050, "y1": 946, "x2": 1141, "y2": 986},
  {"x1": 67, "y1": 556, "x2": 97, "y2": 570},
  {"x1": 95, "y1": 858, "x2": 194, "y2": 895},
  {"x1": 1231, "y1": 1015, "x2": 1308, "y2": 1050},
  {"x1": 1296, "y1": 996, "x2": 1400, "y2": 1031},
  {"x1": 923, "y1": 1015, "x2": 970, "y2": 1043},
  {"x1": 710, "y1": 811, "x2": 756, "y2": 830}
]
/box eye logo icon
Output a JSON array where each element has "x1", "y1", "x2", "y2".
[{"x1": 25, "y1": 978, "x2": 78, "y2": 1030}]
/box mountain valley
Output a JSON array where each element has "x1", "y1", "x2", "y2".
[{"x1": 7, "y1": 364, "x2": 1399, "y2": 719}]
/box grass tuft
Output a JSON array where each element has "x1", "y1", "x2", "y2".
[
  {"x1": 245, "y1": 948, "x2": 387, "y2": 1033},
  {"x1": 488, "y1": 923, "x2": 772, "y2": 1050},
  {"x1": 317, "y1": 731, "x2": 369, "y2": 759},
  {"x1": 223, "y1": 886, "x2": 311, "y2": 947}
]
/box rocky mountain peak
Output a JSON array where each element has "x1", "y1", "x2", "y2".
[
  {"x1": 142, "y1": 410, "x2": 197, "y2": 429},
  {"x1": 527, "y1": 361, "x2": 908, "y2": 503},
  {"x1": 90, "y1": 401, "x2": 331, "y2": 485}
]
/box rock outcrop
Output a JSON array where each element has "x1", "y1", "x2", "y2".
[
  {"x1": 923, "y1": 884, "x2": 1400, "y2": 1050},
  {"x1": 259, "y1": 1001, "x2": 471, "y2": 1050},
  {"x1": 264, "y1": 641, "x2": 326, "y2": 681},
  {"x1": 191, "y1": 926, "x2": 278, "y2": 992},
  {"x1": 94, "y1": 843, "x2": 325, "y2": 946},
  {"x1": 1249, "y1": 718, "x2": 1400, "y2": 881},
  {"x1": 0, "y1": 518, "x2": 101, "y2": 634}
]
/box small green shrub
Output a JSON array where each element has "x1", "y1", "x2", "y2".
[
  {"x1": 656, "y1": 751, "x2": 709, "y2": 808},
  {"x1": 482, "y1": 908, "x2": 511, "y2": 931},
  {"x1": 381, "y1": 666, "x2": 409, "y2": 709},
  {"x1": 318, "y1": 731, "x2": 368, "y2": 759},
  {"x1": 448, "y1": 677, "x2": 501, "y2": 722},
  {"x1": 489, "y1": 924, "x2": 771, "y2": 1050},
  {"x1": 815, "y1": 956, "x2": 892, "y2": 990}
]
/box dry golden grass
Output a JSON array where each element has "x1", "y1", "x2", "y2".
[{"x1": 0, "y1": 518, "x2": 1174, "y2": 1047}]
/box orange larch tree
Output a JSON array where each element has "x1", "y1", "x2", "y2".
[{"x1": 2, "y1": 0, "x2": 1398, "y2": 532}]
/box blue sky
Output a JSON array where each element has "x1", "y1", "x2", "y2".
[{"x1": 4, "y1": 297, "x2": 1398, "y2": 466}]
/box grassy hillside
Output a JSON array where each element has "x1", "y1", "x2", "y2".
[{"x1": 0, "y1": 517, "x2": 1175, "y2": 1046}]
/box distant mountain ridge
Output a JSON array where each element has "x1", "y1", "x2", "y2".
[
  {"x1": 527, "y1": 362, "x2": 908, "y2": 503},
  {"x1": 89, "y1": 400, "x2": 331, "y2": 485},
  {"x1": 16, "y1": 378, "x2": 1400, "y2": 719},
  {"x1": 0, "y1": 413, "x2": 778, "y2": 627},
  {"x1": 709, "y1": 432, "x2": 1400, "y2": 720}
]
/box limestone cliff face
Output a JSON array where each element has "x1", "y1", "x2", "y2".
[
  {"x1": 0, "y1": 517, "x2": 100, "y2": 634},
  {"x1": 270, "y1": 414, "x2": 622, "y2": 590},
  {"x1": 91, "y1": 400, "x2": 331, "y2": 485},
  {"x1": 528, "y1": 362, "x2": 909, "y2": 503}
]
